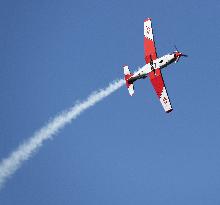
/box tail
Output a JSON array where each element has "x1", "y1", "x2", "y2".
[{"x1": 123, "y1": 65, "x2": 134, "y2": 96}]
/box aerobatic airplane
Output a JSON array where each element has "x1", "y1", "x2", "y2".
[{"x1": 123, "y1": 18, "x2": 187, "y2": 113}]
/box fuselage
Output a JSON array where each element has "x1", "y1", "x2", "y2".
[{"x1": 132, "y1": 53, "x2": 176, "y2": 80}]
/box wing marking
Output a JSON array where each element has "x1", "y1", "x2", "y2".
[
  {"x1": 149, "y1": 69, "x2": 173, "y2": 113},
  {"x1": 144, "y1": 18, "x2": 157, "y2": 64}
]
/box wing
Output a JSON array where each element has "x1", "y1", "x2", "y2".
[
  {"x1": 149, "y1": 69, "x2": 173, "y2": 113},
  {"x1": 144, "y1": 18, "x2": 157, "y2": 64}
]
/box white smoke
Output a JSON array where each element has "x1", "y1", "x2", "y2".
[{"x1": 0, "y1": 79, "x2": 125, "y2": 190}]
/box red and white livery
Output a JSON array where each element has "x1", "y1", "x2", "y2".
[{"x1": 123, "y1": 18, "x2": 187, "y2": 113}]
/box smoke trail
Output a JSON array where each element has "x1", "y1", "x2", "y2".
[{"x1": 0, "y1": 79, "x2": 125, "y2": 190}]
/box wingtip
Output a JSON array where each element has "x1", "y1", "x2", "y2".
[
  {"x1": 166, "y1": 109, "x2": 173, "y2": 113},
  {"x1": 144, "y1": 18, "x2": 152, "y2": 22}
]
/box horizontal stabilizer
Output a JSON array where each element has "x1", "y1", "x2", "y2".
[{"x1": 123, "y1": 65, "x2": 135, "y2": 96}]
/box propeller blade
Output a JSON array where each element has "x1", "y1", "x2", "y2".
[
  {"x1": 175, "y1": 56, "x2": 180, "y2": 63},
  {"x1": 182, "y1": 54, "x2": 188, "y2": 57},
  {"x1": 174, "y1": 45, "x2": 179, "y2": 52}
]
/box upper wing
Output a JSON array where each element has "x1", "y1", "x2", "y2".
[
  {"x1": 149, "y1": 69, "x2": 173, "y2": 113},
  {"x1": 144, "y1": 18, "x2": 157, "y2": 64}
]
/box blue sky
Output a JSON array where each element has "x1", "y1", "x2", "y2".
[{"x1": 0, "y1": 0, "x2": 220, "y2": 204}]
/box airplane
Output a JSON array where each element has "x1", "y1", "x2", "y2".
[{"x1": 123, "y1": 18, "x2": 187, "y2": 113}]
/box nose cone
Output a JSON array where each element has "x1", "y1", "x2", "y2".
[
  {"x1": 174, "y1": 52, "x2": 182, "y2": 58},
  {"x1": 173, "y1": 49, "x2": 188, "y2": 63}
]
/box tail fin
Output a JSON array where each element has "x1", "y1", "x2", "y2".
[{"x1": 123, "y1": 65, "x2": 135, "y2": 96}]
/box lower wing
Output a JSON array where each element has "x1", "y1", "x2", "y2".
[{"x1": 149, "y1": 69, "x2": 173, "y2": 113}]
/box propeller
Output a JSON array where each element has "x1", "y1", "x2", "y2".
[
  {"x1": 174, "y1": 45, "x2": 188, "y2": 63},
  {"x1": 174, "y1": 45, "x2": 178, "y2": 52},
  {"x1": 175, "y1": 56, "x2": 180, "y2": 63}
]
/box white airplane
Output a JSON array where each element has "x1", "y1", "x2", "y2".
[{"x1": 123, "y1": 18, "x2": 187, "y2": 113}]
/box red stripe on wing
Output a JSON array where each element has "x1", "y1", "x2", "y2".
[
  {"x1": 149, "y1": 69, "x2": 164, "y2": 97},
  {"x1": 144, "y1": 37, "x2": 157, "y2": 64}
]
